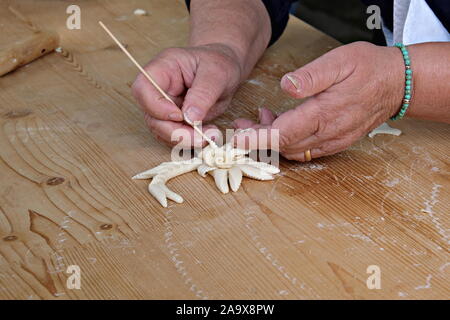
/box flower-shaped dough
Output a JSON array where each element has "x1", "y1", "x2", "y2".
[{"x1": 132, "y1": 143, "x2": 280, "y2": 207}]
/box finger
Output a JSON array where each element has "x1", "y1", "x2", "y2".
[
  {"x1": 132, "y1": 56, "x2": 185, "y2": 122},
  {"x1": 282, "y1": 148, "x2": 324, "y2": 162},
  {"x1": 232, "y1": 107, "x2": 277, "y2": 130},
  {"x1": 280, "y1": 48, "x2": 350, "y2": 99},
  {"x1": 259, "y1": 107, "x2": 277, "y2": 125},
  {"x1": 232, "y1": 118, "x2": 257, "y2": 129},
  {"x1": 282, "y1": 139, "x2": 348, "y2": 162},
  {"x1": 233, "y1": 124, "x2": 279, "y2": 151},
  {"x1": 144, "y1": 114, "x2": 195, "y2": 147},
  {"x1": 145, "y1": 114, "x2": 220, "y2": 148},
  {"x1": 182, "y1": 63, "x2": 228, "y2": 122},
  {"x1": 281, "y1": 134, "x2": 320, "y2": 154},
  {"x1": 271, "y1": 98, "x2": 320, "y2": 152}
]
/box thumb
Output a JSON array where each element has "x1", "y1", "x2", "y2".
[
  {"x1": 233, "y1": 125, "x2": 281, "y2": 151},
  {"x1": 182, "y1": 66, "x2": 227, "y2": 122},
  {"x1": 280, "y1": 49, "x2": 348, "y2": 99}
]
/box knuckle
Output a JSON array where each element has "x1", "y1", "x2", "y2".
[
  {"x1": 319, "y1": 140, "x2": 338, "y2": 154},
  {"x1": 145, "y1": 117, "x2": 157, "y2": 131},
  {"x1": 296, "y1": 68, "x2": 316, "y2": 92},
  {"x1": 278, "y1": 134, "x2": 291, "y2": 150},
  {"x1": 311, "y1": 110, "x2": 327, "y2": 139},
  {"x1": 160, "y1": 47, "x2": 184, "y2": 58}
]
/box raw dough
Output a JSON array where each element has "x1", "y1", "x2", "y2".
[
  {"x1": 368, "y1": 122, "x2": 402, "y2": 138},
  {"x1": 133, "y1": 9, "x2": 147, "y2": 16},
  {"x1": 132, "y1": 143, "x2": 280, "y2": 207}
]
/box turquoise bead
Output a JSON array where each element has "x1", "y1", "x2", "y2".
[{"x1": 392, "y1": 43, "x2": 412, "y2": 121}]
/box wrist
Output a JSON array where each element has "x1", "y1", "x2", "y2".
[
  {"x1": 189, "y1": 0, "x2": 270, "y2": 80},
  {"x1": 383, "y1": 46, "x2": 408, "y2": 119}
]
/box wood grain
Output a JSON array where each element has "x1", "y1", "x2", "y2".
[{"x1": 0, "y1": 0, "x2": 448, "y2": 299}]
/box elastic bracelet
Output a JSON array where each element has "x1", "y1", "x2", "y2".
[{"x1": 391, "y1": 43, "x2": 412, "y2": 120}]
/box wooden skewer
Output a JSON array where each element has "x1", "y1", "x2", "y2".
[
  {"x1": 98, "y1": 21, "x2": 173, "y2": 102},
  {"x1": 98, "y1": 21, "x2": 217, "y2": 148}
]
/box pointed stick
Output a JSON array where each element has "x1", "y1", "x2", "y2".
[{"x1": 98, "y1": 21, "x2": 217, "y2": 148}]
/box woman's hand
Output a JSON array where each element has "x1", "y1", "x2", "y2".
[
  {"x1": 132, "y1": 43, "x2": 243, "y2": 147},
  {"x1": 234, "y1": 42, "x2": 406, "y2": 161}
]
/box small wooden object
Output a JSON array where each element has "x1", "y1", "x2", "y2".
[{"x1": 0, "y1": 31, "x2": 59, "y2": 76}]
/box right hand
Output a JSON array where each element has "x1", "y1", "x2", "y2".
[{"x1": 132, "y1": 43, "x2": 243, "y2": 147}]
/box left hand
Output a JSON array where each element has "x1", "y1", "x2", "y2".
[{"x1": 233, "y1": 41, "x2": 405, "y2": 161}]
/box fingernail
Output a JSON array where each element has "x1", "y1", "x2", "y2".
[
  {"x1": 168, "y1": 112, "x2": 183, "y2": 121},
  {"x1": 185, "y1": 106, "x2": 203, "y2": 122},
  {"x1": 286, "y1": 74, "x2": 300, "y2": 91}
]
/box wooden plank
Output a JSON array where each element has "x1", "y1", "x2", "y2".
[{"x1": 0, "y1": 0, "x2": 448, "y2": 299}]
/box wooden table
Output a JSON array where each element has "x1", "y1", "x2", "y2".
[{"x1": 0, "y1": 0, "x2": 448, "y2": 300}]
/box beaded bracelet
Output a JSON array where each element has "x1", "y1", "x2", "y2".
[{"x1": 391, "y1": 43, "x2": 412, "y2": 120}]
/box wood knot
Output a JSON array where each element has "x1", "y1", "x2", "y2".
[
  {"x1": 3, "y1": 235, "x2": 18, "y2": 242},
  {"x1": 46, "y1": 177, "x2": 65, "y2": 186},
  {"x1": 100, "y1": 223, "x2": 113, "y2": 230},
  {"x1": 2, "y1": 110, "x2": 32, "y2": 119}
]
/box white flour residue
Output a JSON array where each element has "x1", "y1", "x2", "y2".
[
  {"x1": 247, "y1": 79, "x2": 264, "y2": 87},
  {"x1": 439, "y1": 262, "x2": 450, "y2": 273},
  {"x1": 163, "y1": 209, "x2": 209, "y2": 299},
  {"x1": 243, "y1": 209, "x2": 316, "y2": 298},
  {"x1": 115, "y1": 15, "x2": 128, "y2": 21},
  {"x1": 422, "y1": 183, "x2": 442, "y2": 214},
  {"x1": 290, "y1": 163, "x2": 327, "y2": 172},
  {"x1": 316, "y1": 221, "x2": 352, "y2": 229},
  {"x1": 278, "y1": 290, "x2": 289, "y2": 296},
  {"x1": 383, "y1": 177, "x2": 400, "y2": 187},
  {"x1": 133, "y1": 9, "x2": 147, "y2": 16},
  {"x1": 414, "y1": 274, "x2": 432, "y2": 290},
  {"x1": 421, "y1": 184, "x2": 449, "y2": 245},
  {"x1": 343, "y1": 233, "x2": 376, "y2": 245}
]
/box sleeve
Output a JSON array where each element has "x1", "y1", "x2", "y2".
[{"x1": 184, "y1": 0, "x2": 295, "y2": 47}]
